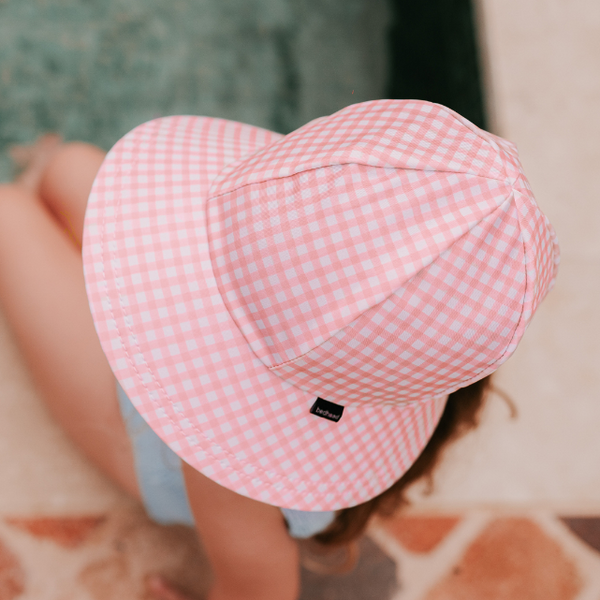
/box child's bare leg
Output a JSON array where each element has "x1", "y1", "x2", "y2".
[
  {"x1": 37, "y1": 142, "x2": 106, "y2": 246},
  {"x1": 10, "y1": 136, "x2": 104, "y2": 246},
  {"x1": 0, "y1": 154, "x2": 140, "y2": 499},
  {"x1": 183, "y1": 464, "x2": 300, "y2": 600}
]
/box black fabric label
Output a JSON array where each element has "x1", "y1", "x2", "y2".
[{"x1": 310, "y1": 397, "x2": 344, "y2": 422}]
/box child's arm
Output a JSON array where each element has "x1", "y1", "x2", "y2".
[{"x1": 182, "y1": 462, "x2": 300, "y2": 600}]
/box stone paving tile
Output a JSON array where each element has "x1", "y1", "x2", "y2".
[
  {"x1": 380, "y1": 515, "x2": 461, "y2": 553},
  {"x1": 5, "y1": 516, "x2": 106, "y2": 549},
  {"x1": 423, "y1": 518, "x2": 583, "y2": 600},
  {"x1": 561, "y1": 517, "x2": 600, "y2": 554},
  {"x1": 2, "y1": 510, "x2": 599, "y2": 598},
  {"x1": 74, "y1": 508, "x2": 211, "y2": 600},
  {"x1": 0, "y1": 535, "x2": 25, "y2": 600},
  {"x1": 0, "y1": 508, "x2": 213, "y2": 600},
  {"x1": 299, "y1": 536, "x2": 398, "y2": 600}
]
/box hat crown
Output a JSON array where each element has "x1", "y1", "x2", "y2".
[{"x1": 207, "y1": 100, "x2": 557, "y2": 403}]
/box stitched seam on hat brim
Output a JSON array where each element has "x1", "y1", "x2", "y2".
[
  {"x1": 96, "y1": 119, "x2": 365, "y2": 506},
  {"x1": 104, "y1": 128, "x2": 301, "y2": 496}
]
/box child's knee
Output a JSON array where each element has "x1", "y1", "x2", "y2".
[
  {"x1": 46, "y1": 142, "x2": 104, "y2": 177},
  {"x1": 39, "y1": 142, "x2": 105, "y2": 199}
]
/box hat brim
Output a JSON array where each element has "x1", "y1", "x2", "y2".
[{"x1": 83, "y1": 115, "x2": 447, "y2": 511}]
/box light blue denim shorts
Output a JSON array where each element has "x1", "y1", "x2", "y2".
[{"x1": 116, "y1": 381, "x2": 336, "y2": 539}]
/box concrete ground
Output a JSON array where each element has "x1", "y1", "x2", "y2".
[{"x1": 1, "y1": 0, "x2": 599, "y2": 598}]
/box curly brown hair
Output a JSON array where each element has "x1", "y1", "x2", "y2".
[{"x1": 313, "y1": 375, "x2": 492, "y2": 546}]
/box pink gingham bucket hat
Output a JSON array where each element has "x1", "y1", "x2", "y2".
[{"x1": 82, "y1": 100, "x2": 559, "y2": 510}]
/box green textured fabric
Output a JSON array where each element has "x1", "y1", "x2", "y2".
[
  {"x1": 0, "y1": 0, "x2": 390, "y2": 180},
  {"x1": 0, "y1": 0, "x2": 487, "y2": 182}
]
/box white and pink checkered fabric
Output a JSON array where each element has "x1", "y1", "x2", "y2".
[
  {"x1": 207, "y1": 100, "x2": 559, "y2": 404},
  {"x1": 83, "y1": 101, "x2": 559, "y2": 510}
]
